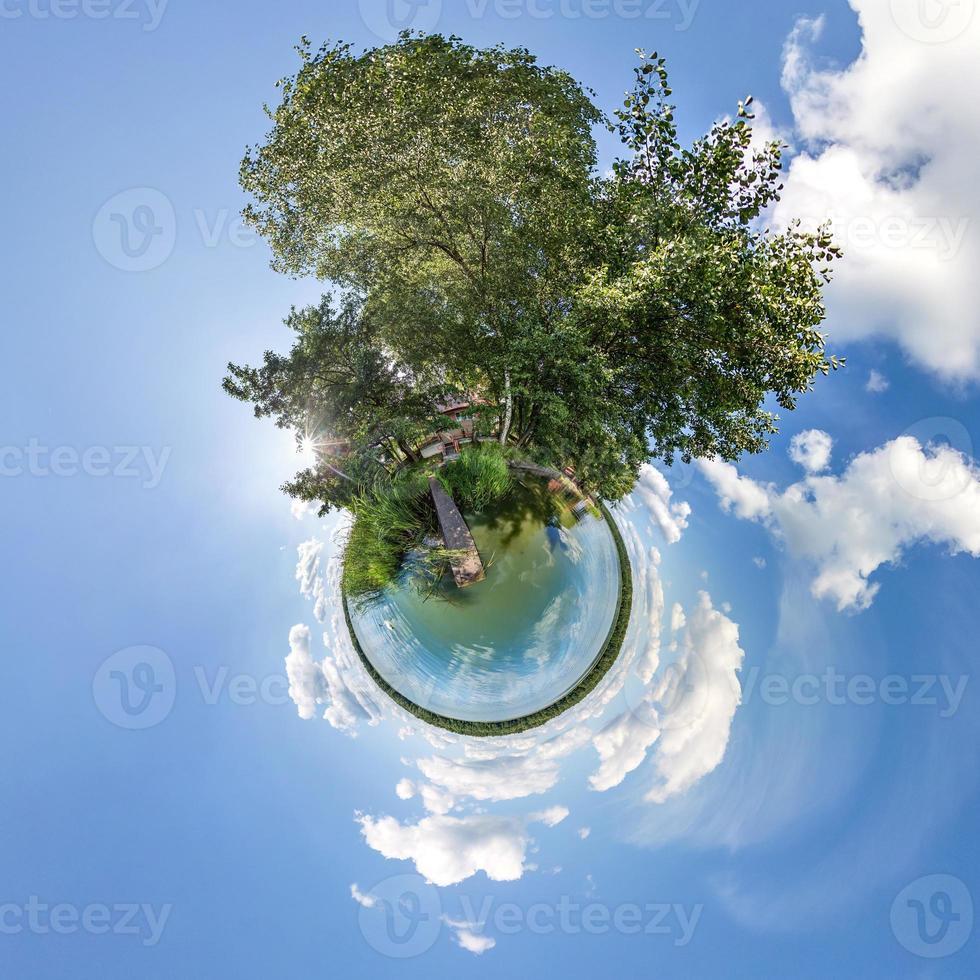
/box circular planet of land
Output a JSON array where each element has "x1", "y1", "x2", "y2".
[{"x1": 344, "y1": 475, "x2": 632, "y2": 735}]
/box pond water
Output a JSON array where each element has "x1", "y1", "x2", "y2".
[{"x1": 348, "y1": 478, "x2": 622, "y2": 723}]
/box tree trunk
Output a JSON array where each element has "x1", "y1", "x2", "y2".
[
  {"x1": 517, "y1": 403, "x2": 540, "y2": 448},
  {"x1": 396, "y1": 437, "x2": 418, "y2": 463},
  {"x1": 499, "y1": 369, "x2": 513, "y2": 446}
]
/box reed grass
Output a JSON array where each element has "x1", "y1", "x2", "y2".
[
  {"x1": 343, "y1": 444, "x2": 516, "y2": 600},
  {"x1": 341, "y1": 468, "x2": 435, "y2": 601},
  {"x1": 437, "y1": 442, "x2": 514, "y2": 513}
]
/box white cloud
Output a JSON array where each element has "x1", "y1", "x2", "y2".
[
  {"x1": 418, "y1": 782, "x2": 456, "y2": 816},
  {"x1": 699, "y1": 436, "x2": 980, "y2": 611},
  {"x1": 413, "y1": 732, "x2": 591, "y2": 805},
  {"x1": 632, "y1": 465, "x2": 691, "y2": 544},
  {"x1": 444, "y1": 918, "x2": 496, "y2": 955},
  {"x1": 415, "y1": 754, "x2": 556, "y2": 804},
  {"x1": 631, "y1": 536, "x2": 666, "y2": 685},
  {"x1": 589, "y1": 701, "x2": 661, "y2": 792},
  {"x1": 349, "y1": 883, "x2": 376, "y2": 909},
  {"x1": 529, "y1": 805, "x2": 569, "y2": 828},
  {"x1": 866, "y1": 369, "x2": 889, "y2": 393},
  {"x1": 395, "y1": 778, "x2": 416, "y2": 800},
  {"x1": 357, "y1": 808, "x2": 566, "y2": 887},
  {"x1": 578, "y1": 826, "x2": 591, "y2": 840},
  {"x1": 773, "y1": 5, "x2": 980, "y2": 380},
  {"x1": 284, "y1": 625, "x2": 327, "y2": 720},
  {"x1": 789, "y1": 429, "x2": 834, "y2": 473},
  {"x1": 284, "y1": 622, "x2": 371, "y2": 731},
  {"x1": 670, "y1": 602, "x2": 686, "y2": 632},
  {"x1": 696, "y1": 458, "x2": 773, "y2": 521},
  {"x1": 295, "y1": 539, "x2": 327, "y2": 622},
  {"x1": 318, "y1": 635, "x2": 371, "y2": 732},
  {"x1": 588, "y1": 593, "x2": 744, "y2": 800},
  {"x1": 645, "y1": 593, "x2": 745, "y2": 803},
  {"x1": 290, "y1": 499, "x2": 321, "y2": 520}
]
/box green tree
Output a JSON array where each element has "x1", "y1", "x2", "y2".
[
  {"x1": 232, "y1": 36, "x2": 842, "y2": 503},
  {"x1": 575, "y1": 52, "x2": 843, "y2": 475},
  {"x1": 240, "y1": 32, "x2": 604, "y2": 445},
  {"x1": 222, "y1": 295, "x2": 446, "y2": 512}
]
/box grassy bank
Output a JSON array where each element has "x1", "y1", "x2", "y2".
[
  {"x1": 437, "y1": 441, "x2": 514, "y2": 512},
  {"x1": 342, "y1": 442, "x2": 515, "y2": 601}
]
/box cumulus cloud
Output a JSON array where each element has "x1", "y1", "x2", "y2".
[
  {"x1": 589, "y1": 701, "x2": 661, "y2": 792},
  {"x1": 290, "y1": 499, "x2": 321, "y2": 521},
  {"x1": 698, "y1": 435, "x2": 980, "y2": 610},
  {"x1": 417, "y1": 782, "x2": 456, "y2": 816},
  {"x1": 357, "y1": 809, "x2": 567, "y2": 887},
  {"x1": 696, "y1": 458, "x2": 773, "y2": 521},
  {"x1": 773, "y1": 4, "x2": 980, "y2": 379},
  {"x1": 632, "y1": 465, "x2": 691, "y2": 544},
  {"x1": 295, "y1": 539, "x2": 327, "y2": 622},
  {"x1": 412, "y1": 726, "x2": 593, "y2": 809},
  {"x1": 670, "y1": 602, "x2": 686, "y2": 632},
  {"x1": 789, "y1": 429, "x2": 834, "y2": 473},
  {"x1": 284, "y1": 625, "x2": 327, "y2": 721},
  {"x1": 645, "y1": 593, "x2": 745, "y2": 803},
  {"x1": 415, "y1": 752, "x2": 559, "y2": 805},
  {"x1": 284, "y1": 623, "x2": 372, "y2": 731},
  {"x1": 623, "y1": 523, "x2": 666, "y2": 685},
  {"x1": 318, "y1": 644, "x2": 371, "y2": 731},
  {"x1": 589, "y1": 593, "x2": 744, "y2": 799}
]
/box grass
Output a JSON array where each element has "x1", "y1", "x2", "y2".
[
  {"x1": 343, "y1": 443, "x2": 517, "y2": 601},
  {"x1": 341, "y1": 467, "x2": 435, "y2": 602},
  {"x1": 437, "y1": 442, "x2": 514, "y2": 513}
]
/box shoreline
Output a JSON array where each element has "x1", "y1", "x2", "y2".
[{"x1": 341, "y1": 500, "x2": 633, "y2": 737}]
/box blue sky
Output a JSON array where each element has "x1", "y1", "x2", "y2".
[{"x1": 2, "y1": 0, "x2": 979, "y2": 976}]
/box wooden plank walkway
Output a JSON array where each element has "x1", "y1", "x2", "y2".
[{"x1": 428, "y1": 477, "x2": 485, "y2": 588}]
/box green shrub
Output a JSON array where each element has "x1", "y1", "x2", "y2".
[
  {"x1": 342, "y1": 445, "x2": 516, "y2": 601},
  {"x1": 438, "y1": 442, "x2": 513, "y2": 513},
  {"x1": 342, "y1": 468, "x2": 435, "y2": 600}
]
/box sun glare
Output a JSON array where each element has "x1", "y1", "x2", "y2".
[{"x1": 297, "y1": 435, "x2": 318, "y2": 469}]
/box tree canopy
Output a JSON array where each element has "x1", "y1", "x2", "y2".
[{"x1": 229, "y1": 33, "x2": 842, "y2": 512}]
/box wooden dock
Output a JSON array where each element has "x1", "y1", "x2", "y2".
[{"x1": 428, "y1": 477, "x2": 486, "y2": 588}]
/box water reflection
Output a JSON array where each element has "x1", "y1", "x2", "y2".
[{"x1": 348, "y1": 480, "x2": 621, "y2": 722}]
